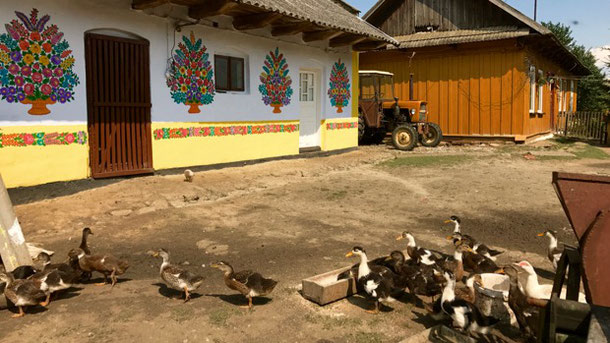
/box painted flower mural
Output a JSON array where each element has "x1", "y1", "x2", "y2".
[
  {"x1": 258, "y1": 47, "x2": 293, "y2": 114},
  {"x1": 328, "y1": 58, "x2": 350, "y2": 113},
  {"x1": 0, "y1": 8, "x2": 80, "y2": 115},
  {"x1": 166, "y1": 31, "x2": 215, "y2": 114}
]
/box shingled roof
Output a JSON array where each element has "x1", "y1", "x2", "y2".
[{"x1": 392, "y1": 27, "x2": 531, "y2": 49}]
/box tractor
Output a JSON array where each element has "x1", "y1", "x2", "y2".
[{"x1": 358, "y1": 70, "x2": 442, "y2": 150}]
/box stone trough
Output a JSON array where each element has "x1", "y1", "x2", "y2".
[{"x1": 301, "y1": 266, "x2": 358, "y2": 305}]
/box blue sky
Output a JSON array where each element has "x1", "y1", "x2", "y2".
[{"x1": 348, "y1": 0, "x2": 609, "y2": 49}]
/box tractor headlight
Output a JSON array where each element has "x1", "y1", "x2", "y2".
[{"x1": 411, "y1": 108, "x2": 416, "y2": 115}]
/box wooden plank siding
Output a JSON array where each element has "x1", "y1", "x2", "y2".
[
  {"x1": 360, "y1": 40, "x2": 529, "y2": 137},
  {"x1": 372, "y1": 0, "x2": 521, "y2": 36}
]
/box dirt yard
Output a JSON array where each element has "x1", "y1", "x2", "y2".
[{"x1": 2, "y1": 138, "x2": 609, "y2": 343}]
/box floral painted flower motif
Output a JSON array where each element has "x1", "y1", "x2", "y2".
[
  {"x1": 0, "y1": 131, "x2": 88, "y2": 148},
  {"x1": 23, "y1": 134, "x2": 34, "y2": 144},
  {"x1": 327, "y1": 59, "x2": 351, "y2": 113},
  {"x1": 258, "y1": 47, "x2": 293, "y2": 112},
  {"x1": 0, "y1": 8, "x2": 80, "y2": 112}
]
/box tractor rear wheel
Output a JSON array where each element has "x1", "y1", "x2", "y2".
[
  {"x1": 358, "y1": 112, "x2": 367, "y2": 144},
  {"x1": 419, "y1": 123, "x2": 443, "y2": 147},
  {"x1": 391, "y1": 125, "x2": 418, "y2": 151}
]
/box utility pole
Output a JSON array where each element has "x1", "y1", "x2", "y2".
[
  {"x1": 534, "y1": 0, "x2": 538, "y2": 21},
  {"x1": 0, "y1": 173, "x2": 32, "y2": 271}
]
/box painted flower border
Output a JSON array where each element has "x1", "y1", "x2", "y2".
[
  {"x1": 0, "y1": 130, "x2": 87, "y2": 148},
  {"x1": 154, "y1": 124, "x2": 299, "y2": 140},
  {"x1": 326, "y1": 122, "x2": 357, "y2": 130}
]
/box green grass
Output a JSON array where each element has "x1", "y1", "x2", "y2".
[
  {"x1": 572, "y1": 145, "x2": 610, "y2": 159},
  {"x1": 326, "y1": 190, "x2": 348, "y2": 200},
  {"x1": 208, "y1": 307, "x2": 243, "y2": 327},
  {"x1": 381, "y1": 154, "x2": 474, "y2": 168},
  {"x1": 350, "y1": 332, "x2": 387, "y2": 343},
  {"x1": 171, "y1": 306, "x2": 195, "y2": 323}
]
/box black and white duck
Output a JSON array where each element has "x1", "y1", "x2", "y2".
[
  {"x1": 437, "y1": 271, "x2": 499, "y2": 335},
  {"x1": 210, "y1": 261, "x2": 278, "y2": 309},
  {"x1": 385, "y1": 250, "x2": 445, "y2": 300},
  {"x1": 461, "y1": 242, "x2": 500, "y2": 274},
  {"x1": 346, "y1": 246, "x2": 396, "y2": 314},
  {"x1": 0, "y1": 272, "x2": 47, "y2": 318},
  {"x1": 537, "y1": 230, "x2": 562, "y2": 270},
  {"x1": 396, "y1": 231, "x2": 438, "y2": 265},
  {"x1": 437, "y1": 242, "x2": 474, "y2": 282},
  {"x1": 151, "y1": 248, "x2": 205, "y2": 302},
  {"x1": 444, "y1": 215, "x2": 463, "y2": 234},
  {"x1": 68, "y1": 248, "x2": 129, "y2": 287},
  {"x1": 29, "y1": 252, "x2": 80, "y2": 305}
]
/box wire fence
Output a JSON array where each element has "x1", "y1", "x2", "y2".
[{"x1": 554, "y1": 111, "x2": 609, "y2": 143}]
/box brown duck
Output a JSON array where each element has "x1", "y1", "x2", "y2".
[
  {"x1": 68, "y1": 248, "x2": 129, "y2": 287},
  {"x1": 210, "y1": 261, "x2": 278, "y2": 309},
  {"x1": 0, "y1": 272, "x2": 47, "y2": 318},
  {"x1": 152, "y1": 248, "x2": 205, "y2": 302},
  {"x1": 30, "y1": 252, "x2": 80, "y2": 305}
]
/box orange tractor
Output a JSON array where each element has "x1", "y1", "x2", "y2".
[{"x1": 358, "y1": 70, "x2": 442, "y2": 150}]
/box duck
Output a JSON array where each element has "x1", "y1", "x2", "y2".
[
  {"x1": 384, "y1": 250, "x2": 445, "y2": 299},
  {"x1": 437, "y1": 242, "x2": 474, "y2": 282},
  {"x1": 446, "y1": 229, "x2": 503, "y2": 261},
  {"x1": 445, "y1": 215, "x2": 463, "y2": 234},
  {"x1": 515, "y1": 261, "x2": 586, "y2": 302},
  {"x1": 396, "y1": 231, "x2": 438, "y2": 265},
  {"x1": 462, "y1": 244, "x2": 500, "y2": 274},
  {"x1": 210, "y1": 261, "x2": 278, "y2": 309},
  {"x1": 77, "y1": 227, "x2": 94, "y2": 281},
  {"x1": 437, "y1": 271, "x2": 499, "y2": 334},
  {"x1": 537, "y1": 230, "x2": 562, "y2": 270},
  {"x1": 29, "y1": 252, "x2": 81, "y2": 305},
  {"x1": 497, "y1": 265, "x2": 545, "y2": 341},
  {"x1": 0, "y1": 272, "x2": 47, "y2": 318},
  {"x1": 346, "y1": 246, "x2": 396, "y2": 314},
  {"x1": 151, "y1": 248, "x2": 205, "y2": 302},
  {"x1": 68, "y1": 248, "x2": 129, "y2": 287}
]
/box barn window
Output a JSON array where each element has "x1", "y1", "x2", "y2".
[
  {"x1": 215, "y1": 55, "x2": 245, "y2": 92},
  {"x1": 529, "y1": 65, "x2": 536, "y2": 113},
  {"x1": 569, "y1": 80, "x2": 575, "y2": 112},
  {"x1": 557, "y1": 78, "x2": 563, "y2": 113},
  {"x1": 538, "y1": 70, "x2": 544, "y2": 113}
]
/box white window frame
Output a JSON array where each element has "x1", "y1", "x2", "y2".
[
  {"x1": 557, "y1": 78, "x2": 563, "y2": 113},
  {"x1": 569, "y1": 80, "x2": 575, "y2": 112},
  {"x1": 529, "y1": 65, "x2": 536, "y2": 114},
  {"x1": 537, "y1": 69, "x2": 544, "y2": 114}
]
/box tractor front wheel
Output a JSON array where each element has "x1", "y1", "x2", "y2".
[
  {"x1": 391, "y1": 125, "x2": 418, "y2": 151},
  {"x1": 419, "y1": 123, "x2": 443, "y2": 147}
]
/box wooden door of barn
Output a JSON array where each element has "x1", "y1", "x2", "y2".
[{"x1": 84, "y1": 33, "x2": 153, "y2": 178}]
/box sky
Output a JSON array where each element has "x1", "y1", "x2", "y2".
[{"x1": 348, "y1": 0, "x2": 610, "y2": 49}]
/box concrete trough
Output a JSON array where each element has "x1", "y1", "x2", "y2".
[{"x1": 301, "y1": 266, "x2": 358, "y2": 305}]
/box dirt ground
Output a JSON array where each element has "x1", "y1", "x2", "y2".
[{"x1": 2, "y1": 138, "x2": 609, "y2": 343}]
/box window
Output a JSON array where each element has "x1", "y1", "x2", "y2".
[
  {"x1": 300, "y1": 73, "x2": 314, "y2": 102},
  {"x1": 529, "y1": 65, "x2": 536, "y2": 113},
  {"x1": 214, "y1": 55, "x2": 245, "y2": 92},
  {"x1": 557, "y1": 78, "x2": 563, "y2": 113},
  {"x1": 538, "y1": 70, "x2": 544, "y2": 113}
]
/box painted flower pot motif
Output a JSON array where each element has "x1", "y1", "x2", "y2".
[
  {"x1": 328, "y1": 59, "x2": 351, "y2": 113},
  {"x1": 187, "y1": 102, "x2": 201, "y2": 114},
  {"x1": 0, "y1": 9, "x2": 80, "y2": 115},
  {"x1": 20, "y1": 97, "x2": 56, "y2": 115},
  {"x1": 166, "y1": 31, "x2": 214, "y2": 113},
  {"x1": 259, "y1": 47, "x2": 293, "y2": 114}
]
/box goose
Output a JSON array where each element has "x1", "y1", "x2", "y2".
[
  {"x1": 396, "y1": 231, "x2": 438, "y2": 265},
  {"x1": 437, "y1": 271, "x2": 499, "y2": 334},
  {"x1": 152, "y1": 248, "x2": 205, "y2": 302},
  {"x1": 346, "y1": 246, "x2": 396, "y2": 314},
  {"x1": 537, "y1": 230, "x2": 562, "y2": 270},
  {"x1": 210, "y1": 261, "x2": 278, "y2": 309},
  {"x1": 515, "y1": 261, "x2": 586, "y2": 302}
]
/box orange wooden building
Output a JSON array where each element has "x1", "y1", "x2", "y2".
[{"x1": 360, "y1": 0, "x2": 589, "y2": 141}]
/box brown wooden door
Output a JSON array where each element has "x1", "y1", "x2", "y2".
[{"x1": 85, "y1": 33, "x2": 153, "y2": 178}]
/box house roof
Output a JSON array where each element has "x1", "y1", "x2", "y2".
[
  {"x1": 362, "y1": 0, "x2": 589, "y2": 75},
  {"x1": 238, "y1": 0, "x2": 396, "y2": 43},
  {"x1": 392, "y1": 27, "x2": 531, "y2": 49}
]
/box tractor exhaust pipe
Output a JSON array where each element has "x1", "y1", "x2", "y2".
[{"x1": 409, "y1": 73, "x2": 414, "y2": 100}]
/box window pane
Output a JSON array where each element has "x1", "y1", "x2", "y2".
[
  {"x1": 215, "y1": 56, "x2": 229, "y2": 90},
  {"x1": 230, "y1": 58, "x2": 244, "y2": 91}
]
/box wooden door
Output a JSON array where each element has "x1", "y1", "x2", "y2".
[{"x1": 85, "y1": 33, "x2": 153, "y2": 178}]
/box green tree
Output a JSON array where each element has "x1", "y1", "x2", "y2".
[{"x1": 542, "y1": 21, "x2": 610, "y2": 111}]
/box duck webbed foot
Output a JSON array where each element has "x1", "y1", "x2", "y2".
[
  {"x1": 95, "y1": 274, "x2": 109, "y2": 286},
  {"x1": 110, "y1": 270, "x2": 117, "y2": 287},
  {"x1": 183, "y1": 287, "x2": 191, "y2": 303},
  {"x1": 40, "y1": 293, "x2": 51, "y2": 307},
  {"x1": 365, "y1": 300, "x2": 380, "y2": 314},
  {"x1": 240, "y1": 296, "x2": 253, "y2": 309},
  {"x1": 11, "y1": 306, "x2": 25, "y2": 318}
]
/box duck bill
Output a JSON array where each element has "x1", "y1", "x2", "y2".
[
  {"x1": 152, "y1": 252, "x2": 159, "y2": 257},
  {"x1": 345, "y1": 252, "x2": 354, "y2": 258},
  {"x1": 537, "y1": 232, "x2": 545, "y2": 237},
  {"x1": 495, "y1": 268, "x2": 505, "y2": 274},
  {"x1": 444, "y1": 220, "x2": 452, "y2": 224},
  {"x1": 210, "y1": 264, "x2": 219, "y2": 269},
  {"x1": 446, "y1": 235, "x2": 454, "y2": 240},
  {"x1": 395, "y1": 236, "x2": 403, "y2": 241},
  {"x1": 384, "y1": 256, "x2": 392, "y2": 262}
]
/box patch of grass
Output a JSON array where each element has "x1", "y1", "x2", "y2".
[
  {"x1": 381, "y1": 154, "x2": 473, "y2": 168},
  {"x1": 572, "y1": 145, "x2": 610, "y2": 159},
  {"x1": 534, "y1": 155, "x2": 577, "y2": 161},
  {"x1": 326, "y1": 190, "x2": 348, "y2": 200},
  {"x1": 208, "y1": 307, "x2": 241, "y2": 327},
  {"x1": 321, "y1": 316, "x2": 362, "y2": 330},
  {"x1": 171, "y1": 306, "x2": 195, "y2": 323},
  {"x1": 350, "y1": 331, "x2": 387, "y2": 343}
]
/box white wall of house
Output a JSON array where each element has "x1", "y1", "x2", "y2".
[{"x1": 0, "y1": 0, "x2": 354, "y2": 126}]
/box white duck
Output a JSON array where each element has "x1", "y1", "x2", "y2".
[
  {"x1": 515, "y1": 261, "x2": 586, "y2": 303},
  {"x1": 537, "y1": 230, "x2": 562, "y2": 270}
]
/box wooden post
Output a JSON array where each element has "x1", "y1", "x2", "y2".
[{"x1": 0, "y1": 173, "x2": 32, "y2": 271}]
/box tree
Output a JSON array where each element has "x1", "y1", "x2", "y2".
[
  {"x1": 328, "y1": 58, "x2": 351, "y2": 113},
  {"x1": 166, "y1": 31, "x2": 215, "y2": 114},
  {"x1": 259, "y1": 47, "x2": 293, "y2": 114},
  {"x1": 542, "y1": 21, "x2": 610, "y2": 111}
]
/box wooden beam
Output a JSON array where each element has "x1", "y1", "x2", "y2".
[
  {"x1": 329, "y1": 33, "x2": 366, "y2": 47},
  {"x1": 353, "y1": 40, "x2": 388, "y2": 51},
  {"x1": 232, "y1": 12, "x2": 282, "y2": 30},
  {"x1": 132, "y1": 0, "x2": 169, "y2": 10},
  {"x1": 188, "y1": 0, "x2": 238, "y2": 19},
  {"x1": 271, "y1": 22, "x2": 313, "y2": 37},
  {"x1": 302, "y1": 29, "x2": 342, "y2": 42}
]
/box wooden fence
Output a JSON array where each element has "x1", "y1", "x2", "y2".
[{"x1": 554, "y1": 111, "x2": 609, "y2": 143}]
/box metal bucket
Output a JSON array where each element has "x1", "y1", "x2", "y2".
[{"x1": 474, "y1": 273, "x2": 516, "y2": 325}]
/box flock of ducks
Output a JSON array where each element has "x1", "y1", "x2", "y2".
[
  {"x1": 342, "y1": 216, "x2": 576, "y2": 340},
  {"x1": 0, "y1": 228, "x2": 278, "y2": 317}
]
